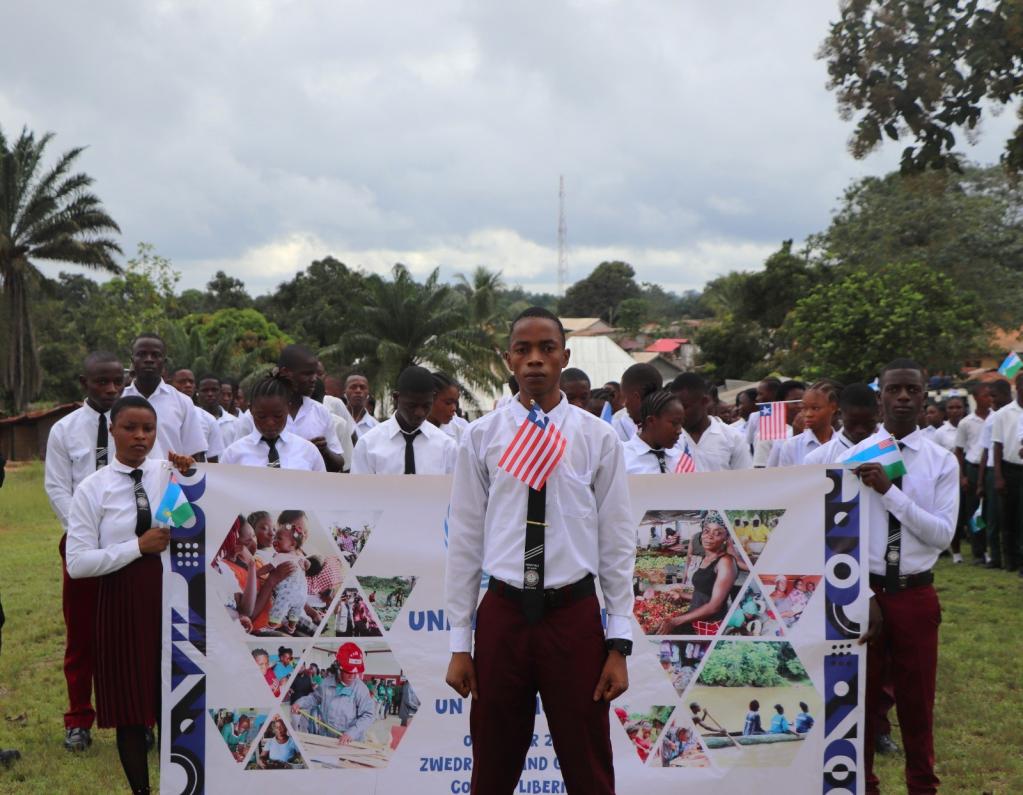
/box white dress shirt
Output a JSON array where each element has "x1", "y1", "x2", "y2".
[
  {"x1": 122, "y1": 381, "x2": 207, "y2": 460},
  {"x1": 980, "y1": 411, "x2": 996, "y2": 452},
  {"x1": 351, "y1": 415, "x2": 456, "y2": 475},
  {"x1": 837, "y1": 429, "x2": 958, "y2": 576},
  {"x1": 445, "y1": 397, "x2": 635, "y2": 653},
  {"x1": 65, "y1": 457, "x2": 167, "y2": 579},
  {"x1": 770, "y1": 428, "x2": 833, "y2": 467},
  {"x1": 611, "y1": 408, "x2": 637, "y2": 442},
  {"x1": 804, "y1": 430, "x2": 861, "y2": 465},
  {"x1": 675, "y1": 417, "x2": 752, "y2": 471},
  {"x1": 991, "y1": 401, "x2": 1023, "y2": 464},
  {"x1": 440, "y1": 420, "x2": 465, "y2": 444},
  {"x1": 323, "y1": 394, "x2": 355, "y2": 425},
  {"x1": 932, "y1": 421, "x2": 958, "y2": 453},
  {"x1": 220, "y1": 430, "x2": 326, "y2": 472},
  {"x1": 215, "y1": 409, "x2": 240, "y2": 447},
  {"x1": 195, "y1": 406, "x2": 226, "y2": 459},
  {"x1": 955, "y1": 413, "x2": 986, "y2": 465},
  {"x1": 350, "y1": 408, "x2": 379, "y2": 439},
  {"x1": 623, "y1": 434, "x2": 682, "y2": 474},
  {"x1": 233, "y1": 396, "x2": 344, "y2": 456},
  {"x1": 45, "y1": 403, "x2": 111, "y2": 531}
]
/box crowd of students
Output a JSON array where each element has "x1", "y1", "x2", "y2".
[{"x1": 29, "y1": 312, "x2": 1023, "y2": 795}]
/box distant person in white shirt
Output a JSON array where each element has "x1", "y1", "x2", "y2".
[
  {"x1": 344, "y1": 373, "x2": 378, "y2": 439},
  {"x1": 428, "y1": 371, "x2": 466, "y2": 443},
  {"x1": 746, "y1": 377, "x2": 782, "y2": 464},
  {"x1": 603, "y1": 380, "x2": 625, "y2": 415},
  {"x1": 731, "y1": 388, "x2": 757, "y2": 436},
  {"x1": 44, "y1": 351, "x2": 125, "y2": 753},
  {"x1": 771, "y1": 381, "x2": 840, "y2": 467},
  {"x1": 955, "y1": 385, "x2": 992, "y2": 565},
  {"x1": 220, "y1": 377, "x2": 241, "y2": 417},
  {"x1": 937, "y1": 395, "x2": 967, "y2": 563},
  {"x1": 991, "y1": 370, "x2": 1023, "y2": 574},
  {"x1": 762, "y1": 380, "x2": 805, "y2": 468},
  {"x1": 560, "y1": 367, "x2": 591, "y2": 410},
  {"x1": 220, "y1": 375, "x2": 326, "y2": 472},
  {"x1": 623, "y1": 389, "x2": 684, "y2": 474},
  {"x1": 196, "y1": 373, "x2": 239, "y2": 448},
  {"x1": 121, "y1": 333, "x2": 206, "y2": 461},
  {"x1": 612, "y1": 363, "x2": 663, "y2": 442},
  {"x1": 840, "y1": 359, "x2": 957, "y2": 795},
  {"x1": 170, "y1": 368, "x2": 226, "y2": 463},
  {"x1": 805, "y1": 383, "x2": 880, "y2": 465},
  {"x1": 977, "y1": 379, "x2": 1013, "y2": 569},
  {"x1": 669, "y1": 373, "x2": 752, "y2": 471},
  {"x1": 351, "y1": 366, "x2": 456, "y2": 475}
]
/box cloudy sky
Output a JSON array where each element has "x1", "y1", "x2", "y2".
[{"x1": 1, "y1": 1, "x2": 1013, "y2": 296}]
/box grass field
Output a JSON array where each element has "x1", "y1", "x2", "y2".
[{"x1": 1, "y1": 461, "x2": 1021, "y2": 793}]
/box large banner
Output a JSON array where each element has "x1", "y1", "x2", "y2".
[{"x1": 160, "y1": 465, "x2": 867, "y2": 794}]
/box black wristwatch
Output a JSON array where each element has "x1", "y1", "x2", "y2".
[{"x1": 606, "y1": 638, "x2": 633, "y2": 657}]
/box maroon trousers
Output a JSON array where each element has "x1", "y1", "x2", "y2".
[
  {"x1": 865, "y1": 584, "x2": 941, "y2": 795},
  {"x1": 59, "y1": 533, "x2": 100, "y2": 730},
  {"x1": 470, "y1": 590, "x2": 614, "y2": 795}
]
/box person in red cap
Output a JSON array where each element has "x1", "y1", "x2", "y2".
[{"x1": 290, "y1": 642, "x2": 376, "y2": 743}]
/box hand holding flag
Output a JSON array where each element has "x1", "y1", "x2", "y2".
[
  {"x1": 155, "y1": 475, "x2": 196, "y2": 528},
  {"x1": 498, "y1": 403, "x2": 567, "y2": 490}
]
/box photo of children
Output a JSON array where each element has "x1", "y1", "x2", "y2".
[
  {"x1": 329, "y1": 582, "x2": 381, "y2": 637},
  {"x1": 248, "y1": 643, "x2": 307, "y2": 698},
  {"x1": 725, "y1": 510, "x2": 785, "y2": 566},
  {"x1": 246, "y1": 713, "x2": 308, "y2": 770},
  {"x1": 209, "y1": 708, "x2": 267, "y2": 763},
  {"x1": 653, "y1": 640, "x2": 710, "y2": 697},
  {"x1": 686, "y1": 641, "x2": 820, "y2": 768},
  {"x1": 210, "y1": 511, "x2": 345, "y2": 638},
  {"x1": 323, "y1": 510, "x2": 381, "y2": 568},
  {"x1": 652, "y1": 713, "x2": 711, "y2": 768},
  {"x1": 721, "y1": 579, "x2": 785, "y2": 637},
  {"x1": 283, "y1": 640, "x2": 419, "y2": 769},
  {"x1": 355, "y1": 575, "x2": 417, "y2": 631},
  {"x1": 612, "y1": 705, "x2": 674, "y2": 763},
  {"x1": 633, "y1": 510, "x2": 747, "y2": 636},
  {"x1": 757, "y1": 574, "x2": 821, "y2": 631}
]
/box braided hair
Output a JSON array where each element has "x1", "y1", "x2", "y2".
[
  {"x1": 248, "y1": 370, "x2": 294, "y2": 405},
  {"x1": 638, "y1": 388, "x2": 681, "y2": 430}
]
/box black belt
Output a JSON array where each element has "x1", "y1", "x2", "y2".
[
  {"x1": 1001, "y1": 461, "x2": 1023, "y2": 471},
  {"x1": 869, "y1": 570, "x2": 933, "y2": 593},
  {"x1": 488, "y1": 574, "x2": 595, "y2": 610}
]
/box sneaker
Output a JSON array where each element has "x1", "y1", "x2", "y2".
[
  {"x1": 64, "y1": 727, "x2": 91, "y2": 752},
  {"x1": 875, "y1": 733, "x2": 900, "y2": 755},
  {"x1": 952, "y1": 553, "x2": 963, "y2": 564},
  {"x1": 0, "y1": 749, "x2": 19, "y2": 768}
]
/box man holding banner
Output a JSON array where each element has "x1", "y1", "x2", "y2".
[
  {"x1": 841, "y1": 359, "x2": 958, "y2": 795},
  {"x1": 444, "y1": 307, "x2": 635, "y2": 795}
]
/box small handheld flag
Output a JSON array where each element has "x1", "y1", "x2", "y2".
[
  {"x1": 498, "y1": 403, "x2": 568, "y2": 490},
  {"x1": 969, "y1": 503, "x2": 986, "y2": 535},
  {"x1": 600, "y1": 401, "x2": 613, "y2": 424},
  {"x1": 998, "y1": 351, "x2": 1022, "y2": 379},
  {"x1": 675, "y1": 442, "x2": 696, "y2": 474},
  {"x1": 155, "y1": 476, "x2": 196, "y2": 528},
  {"x1": 845, "y1": 436, "x2": 907, "y2": 480},
  {"x1": 758, "y1": 402, "x2": 789, "y2": 441}
]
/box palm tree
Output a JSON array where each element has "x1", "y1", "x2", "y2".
[
  {"x1": 323, "y1": 264, "x2": 505, "y2": 400},
  {"x1": 0, "y1": 126, "x2": 121, "y2": 410}
]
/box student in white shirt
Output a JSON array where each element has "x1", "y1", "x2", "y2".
[
  {"x1": 121, "y1": 334, "x2": 207, "y2": 461},
  {"x1": 746, "y1": 377, "x2": 782, "y2": 465},
  {"x1": 220, "y1": 377, "x2": 240, "y2": 417},
  {"x1": 560, "y1": 367, "x2": 591, "y2": 410},
  {"x1": 611, "y1": 363, "x2": 663, "y2": 442},
  {"x1": 623, "y1": 389, "x2": 684, "y2": 473},
  {"x1": 345, "y1": 373, "x2": 378, "y2": 439},
  {"x1": 805, "y1": 383, "x2": 880, "y2": 465},
  {"x1": 66, "y1": 395, "x2": 194, "y2": 795},
  {"x1": 761, "y1": 380, "x2": 805, "y2": 468},
  {"x1": 44, "y1": 351, "x2": 125, "y2": 753},
  {"x1": 938, "y1": 395, "x2": 968, "y2": 562},
  {"x1": 991, "y1": 370, "x2": 1023, "y2": 573},
  {"x1": 670, "y1": 373, "x2": 752, "y2": 471},
  {"x1": 196, "y1": 373, "x2": 239, "y2": 448},
  {"x1": 444, "y1": 307, "x2": 633, "y2": 794},
  {"x1": 731, "y1": 388, "x2": 757, "y2": 436},
  {"x1": 170, "y1": 369, "x2": 226, "y2": 462},
  {"x1": 428, "y1": 371, "x2": 466, "y2": 443},
  {"x1": 221, "y1": 375, "x2": 326, "y2": 472},
  {"x1": 977, "y1": 380, "x2": 1013, "y2": 568},
  {"x1": 839, "y1": 359, "x2": 957, "y2": 795},
  {"x1": 771, "y1": 381, "x2": 839, "y2": 467},
  {"x1": 955, "y1": 385, "x2": 992, "y2": 565},
  {"x1": 352, "y1": 366, "x2": 456, "y2": 475}
]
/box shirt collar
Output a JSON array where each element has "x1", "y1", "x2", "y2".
[
  {"x1": 109, "y1": 456, "x2": 150, "y2": 475},
  {"x1": 625, "y1": 434, "x2": 659, "y2": 454},
  {"x1": 888, "y1": 426, "x2": 924, "y2": 452},
  {"x1": 383, "y1": 414, "x2": 438, "y2": 440},
  {"x1": 507, "y1": 392, "x2": 570, "y2": 427}
]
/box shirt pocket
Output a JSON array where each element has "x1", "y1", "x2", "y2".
[
  {"x1": 68, "y1": 446, "x2": 94, "y2": 471},
  {"x1": 556, "y1": 469, "x2": 596, "y2": 520}
]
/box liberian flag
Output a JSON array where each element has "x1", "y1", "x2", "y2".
[
  {"x1": 675, "y1": 441, "x2": 696, "y2": 474},
  {"x1": 998, "y1": 351, "x2": 1022, "y2": 378},
  {"x1": 498, "y1": 403, "x2": 568, "y2": 490},
  {"x1": 155, "y1": 475, "x2": 196, "y2": 527},
  {"x1": 845, "y1": 436, "x2": 908, "y2": 479},
  {"x1": 758, "y1": 402, "x2": 789, "y2": 441}
]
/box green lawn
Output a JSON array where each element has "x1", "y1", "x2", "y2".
[{"x1": 0, "y1": 462, "x2": 1021, "y2": 793}]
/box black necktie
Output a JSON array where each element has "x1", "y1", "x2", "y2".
[
  {"x1": 129, "y1": 469, "x2": 152, "y2": 538},
  {"x1": 650, "y1": 449, "x2": 668, "y2": 473},
  {"x1": 523, "y1": 484, "x2": 547, "y2": 625},
  {"x1": 402, "y1": 430, "x2": 421, "y2": 475},
  {"x1": 96, "y1": 412, "x2": 108, "y2": 470},
  {"x1": 884, "y1": 443, "x2": 906, "y2": 592},
  {"x1": 262, "y1": 437, "x2": 280, "y2": 468}
]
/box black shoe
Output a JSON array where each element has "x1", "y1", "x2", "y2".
[
  {"x1": 985, "y1": 561, "x2": 1002, "y2": 569},
  {"x1": 971, "y1": 557, "x2": 987, "y2": 566},
  {"x1": 64, "y1": 727, "x2": 91, "y2": 752},
  {"x1": 145, "y1": 728, "x2": 155, "y2": 753},
  {"x1": 875, "y1": 733, "x2": 900, "y2": 755},
  {"x1": 0, "y1": 749, "x2": 20, "y2": 768}
]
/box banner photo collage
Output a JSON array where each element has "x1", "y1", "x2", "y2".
[{"x1": 160, "y1": 465, "x2": 867, "y2": 794}]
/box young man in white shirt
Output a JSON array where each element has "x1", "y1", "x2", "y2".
[
  {"x1": 840, "y1": 359, "x2": 958, "y2": 795},
  {"x1": 611, "y1": 363, "x2": 662, "y2": 443},
  {"x1": 170, "y1": 369, "x2": 226, "y2": 463},
  {"x1": 955, "y1": 385, "x2": 991, "y2": 565},
  {"x1": 977, "y1": 380, "x2": 1012, "y2": 569},
  {"x1": 351, "y1": 366, "x2": 456, "y2": 475},
  {"x1": 445, "y1": 307, "x2": 633, "y2": 795},
  {"x1": 121, "y1": 334, "x2": 207, "y2": 461},
  {"x1": 805, "y1": 383, "x2": 879, "y2": 465},
  {"x1": 746, "y1": 377, "x2": 782, "y2": 465},
  {"x1": 669, "y1": 373, "x2": 752, "y2": 471},
  {"x1": 196, "y1": 373, "x2": 239, "y2": 448},
  {"x1": 344, "y1": 373, "x2": 378, "y2": 439},
  {"x1": 44, "y1": 351, "x2": 125, "y2": 753},
  {"x1": 560, "y1": 367, "x2": 591, "y2": 410},
  {"x1": 991, "y1": 371, "x2": 1023, "y2": 574}
]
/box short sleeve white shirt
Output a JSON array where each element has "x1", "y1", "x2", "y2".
[
  {"x1": 991, "y1": 401, "x2": 1023, "y2": 464},
  {"x1": 675, "y1": 417, "x2": 752, "y2": 471},
  {"x1": 623, "y1": 434, "x2": 682, "y2": 474},
  {"x1": 122, "y1": 381, "x2": 207, "y2": 459},
  {"x1": 351, "y1": 415, "x2": 457, "y2": 475},
  {"x1": 195, "y1": 406, "x2": 226, "y2": 459},
  {"x1": 955, "y1": 413, "x2": 986, "y2": 465},
  {"x1": 611, "y1": 408, "x2": 636, "y2": 442},
  {"x1": 220, "y1": 430, "x2": 326, "y2": 472}
]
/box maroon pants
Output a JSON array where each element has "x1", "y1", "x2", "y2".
[
  {"x1": 59, "y1": 533, "x2": 100, "y2": 730},
  {"x1": 865, "y1": 584, "x2": 941, "y2": 795},
  {"x1": 470, "y1": 590, "x2": 614, "y2": 795}
]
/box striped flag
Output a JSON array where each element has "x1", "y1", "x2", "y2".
[
  {"x1": 675, "y1": 441, "x2": 696, "y2": 474},
  {"x1": 498, "y1": 403, "x2": 568, "y2": 490},
  {"x1": 758, "y1": 402, "x2": 788, "y2": 441},
  {"x1": 998, "y1": 351, "x2": 1022, "y2": 378},
  {"x1": 845, "y1": 436, "x2": 907, "y2": 479},
  {"x1": 600, "y1": 400, "x2": 614, "y2": 424},
  {"x1": 154, "y1": 475, "x2": 195, "y2": 528}
]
